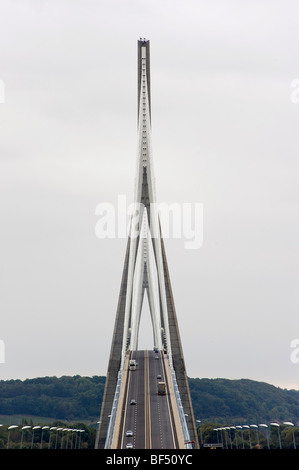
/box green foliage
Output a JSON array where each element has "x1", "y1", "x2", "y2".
[
  {"x1": 189, "y1": 378, "x2": 299, "y2": 424},
  {"x1": 1, "y1": 374, "x2": 299, "y2": 436},
  {"x1": 0, "y1": 375, "x2": 105, "y2": 421}
]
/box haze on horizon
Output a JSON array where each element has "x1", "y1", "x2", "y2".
[{"x1": 0, "y1": 0, "x2": 298, "y2": 391}]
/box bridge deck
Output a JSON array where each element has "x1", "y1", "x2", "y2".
[{"x1": 118, "y1": 350, "x2": 178, "y2": 449}]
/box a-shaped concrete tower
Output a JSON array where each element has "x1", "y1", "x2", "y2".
[{"x1": 95, "y1": 39, "x2": 199, "y2": 449}]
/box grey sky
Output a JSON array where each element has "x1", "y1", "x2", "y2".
[{"x1": 0, "y1": 0, "x2": 298, "y2": 390}]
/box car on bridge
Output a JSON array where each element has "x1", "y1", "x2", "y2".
[
  {"x1": 130, "y1": 399, "x2": 136, "y2": 405},
  {"x1": 126, "y1": 430, "x2": 133, "y2": 437},
  {"x1": 126, "y1": 443, "x2": 133, "y2": 449}
]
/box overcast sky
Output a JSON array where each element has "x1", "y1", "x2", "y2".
[{"x1": 0, "y1": 0, "x2": 298, "y2": 391}]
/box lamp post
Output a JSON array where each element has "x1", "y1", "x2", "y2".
[
  {"x1": 236, "y1": 425, "x2": 244, "y2": 449},
  {"x1": 196, "y1": 420, "x2": 203, "y2": 446},
  {"x1": 225, "y1": 427, "x2": 232, "y2": 449},
  {"x1": 220, "y1": 427, "x2": 228, "y2": 449},
  {"x1": 283, "y1": 421, "x2": 296, "y2": 449},
  {"x1": 270, "y1": 422, "x2": 282, "y2": 449},
  {"x1": 7, "y1": 425, "x2": 18, "y2": 449},
  {"x1": 259, "y1": 424, "x2": 270, "y2": 449},
  {"x1": 230, "y1": 426, "x2": 237, "y2": 448},
  {"x1": 61, "y1": 428, "x2": 69, "y2": 449},
  {"x1": 41, "y1": 426, "x2": 50, "y2": 449},
  {"x1": 75, "y1": 429, "x2": 81, "y2": 449},
  {"x1": 218, "y1": 428, "x2": 224, "y2": 447},
  {"x1": 242, "y1": 425, "x2": 251, "y2": 449},
  {"x1": 78, "y1": 429, "x2": 84, "y2": 449},
  {"x1": 250, "y1": 425, "x2": 259, "y2": 448},
  {"x1": 20, "y1": 425, "x2": 31, "y2": 449},
  {"x1": 48, "y1": 426, "x2": 57, "y2": 449},
  {"x1": 70, "y1": 429, "x2": 77, "y2": 449},
  {"x1": 213, "y1": 428, "x2": 220, "y2": 445},
  {"x1": 31, "y1": 425, "x2": 41, "y2": 449},
  {"x1": 66, "y1": 428, "x2": 73, "y2": 449},
  {"x1": 55, "y1": 427, "x2": 63, "y2": 449}
]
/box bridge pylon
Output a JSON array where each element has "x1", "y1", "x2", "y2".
[{"x1": 95, "y1": 39, "x2": 199, "y2": 450}]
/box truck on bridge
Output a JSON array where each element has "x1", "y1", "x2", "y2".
[{"x1": 158, "y1": 382, "x2": 166, "y2": 395}]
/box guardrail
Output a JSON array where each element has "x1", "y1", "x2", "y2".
[
  {"x1": 105, "y1": 352, "x2": 192, "y2": 449},
  {"x1": 104, "y1": 370, "x2": 122, "y2": 449},
  {"x1": 168, "y1": 359, "x2": 192, "y2": 449}
]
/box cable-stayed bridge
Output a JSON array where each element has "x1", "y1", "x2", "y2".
[{"x1": 95, "y1": 39, "x2": 199, "y2": 450}]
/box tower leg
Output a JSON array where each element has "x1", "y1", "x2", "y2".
[
  {"x1": 161, "y1": 237, "x2": 199, "y2": 449},
  {"x1": 95, "y1": 241, "x2": 130, "y2": 449}
]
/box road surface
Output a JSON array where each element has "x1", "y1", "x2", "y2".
[{"x1": 120, "y1": 350, "x2": 178, "y2": 449}]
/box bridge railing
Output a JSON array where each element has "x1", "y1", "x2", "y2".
[
  {"x1": 168, "y1": 360, "x2": 193, "y2": 449},
  {"x1": 105, "y1": 353, "x2": 193, "y2": 449},
  {"x1": 104, "y1": 370, "x2": 122, "y2": 449}
]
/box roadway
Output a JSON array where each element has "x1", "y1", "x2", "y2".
[{"x1": 120, "y1": 349, "x2": 177, "y2": 449}]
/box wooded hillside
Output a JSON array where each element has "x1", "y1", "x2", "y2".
[{"x1": 0, "y1": 375, "x2": 298, "y2": 424}]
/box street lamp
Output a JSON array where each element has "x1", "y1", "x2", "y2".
[
  {"x1": 230, "y1": 426, "x2": 237, "y2": 448},
  {"x1": 242, "y1": 425, "x2": 252, "y2": 449},
  {"x1": 236, "y1": 425, "x2": 244, "y2": 449},
  {"x1": 250, "y1": 425, "x2": 259, "y2": 448},
  {"x1": 20, "y1": 425, "x2": 31, "y2": 449},
  {"x1": 41, "y1": 425, "x2": 50, "y2": 449},
  {"x1": 7, "y1": 425, "x2": 18, "y2": 449},
  {"x1": 259, "y1": 424, "x2": 270, "y2": 449},
  {"x1": 78, "y1": 429, "x2": 84, "y2": 449},
  {"x1": 283, "y1": 421, "x2": 296, "y2": 449},
  {"x1": 196, "y1": 420, "x2": 203, "y2": 445},
  {"x1": 218, "y1": 427, "x2": 224, "y2": 447},
  {"x1": 31, "y1": 426, "x2": 41, "y2": 449},
  {"x1": 48, "y1": 427, "x2": 57, "y2": 449},
  {"x1": 213, "y1": 428, "x2": 220, "y2": 445},
  {"x1": 70, "y1": 429, "x2": 77, "y2": 449},
  {"x1": 74, "y1": 429, "x2": 81, "y2": 449},
  {"x1": 61, "y1": 428, "x2": 69, "y2": 449},
  {"x1": 270, "y1": 422, "x2": 282, "y2": 449},
  {"x1": 225, "y1": 427, "x2": 232, "y2": 449},
  {"x1": 220, "y1": 427, "x2": 228, "y2": 449},
  {"x1": 55, "y1": 427, "x2": 63, "y2": 449},
  {"x1": 66, "y1": 428, "x2": 73, "y2": 449}
]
